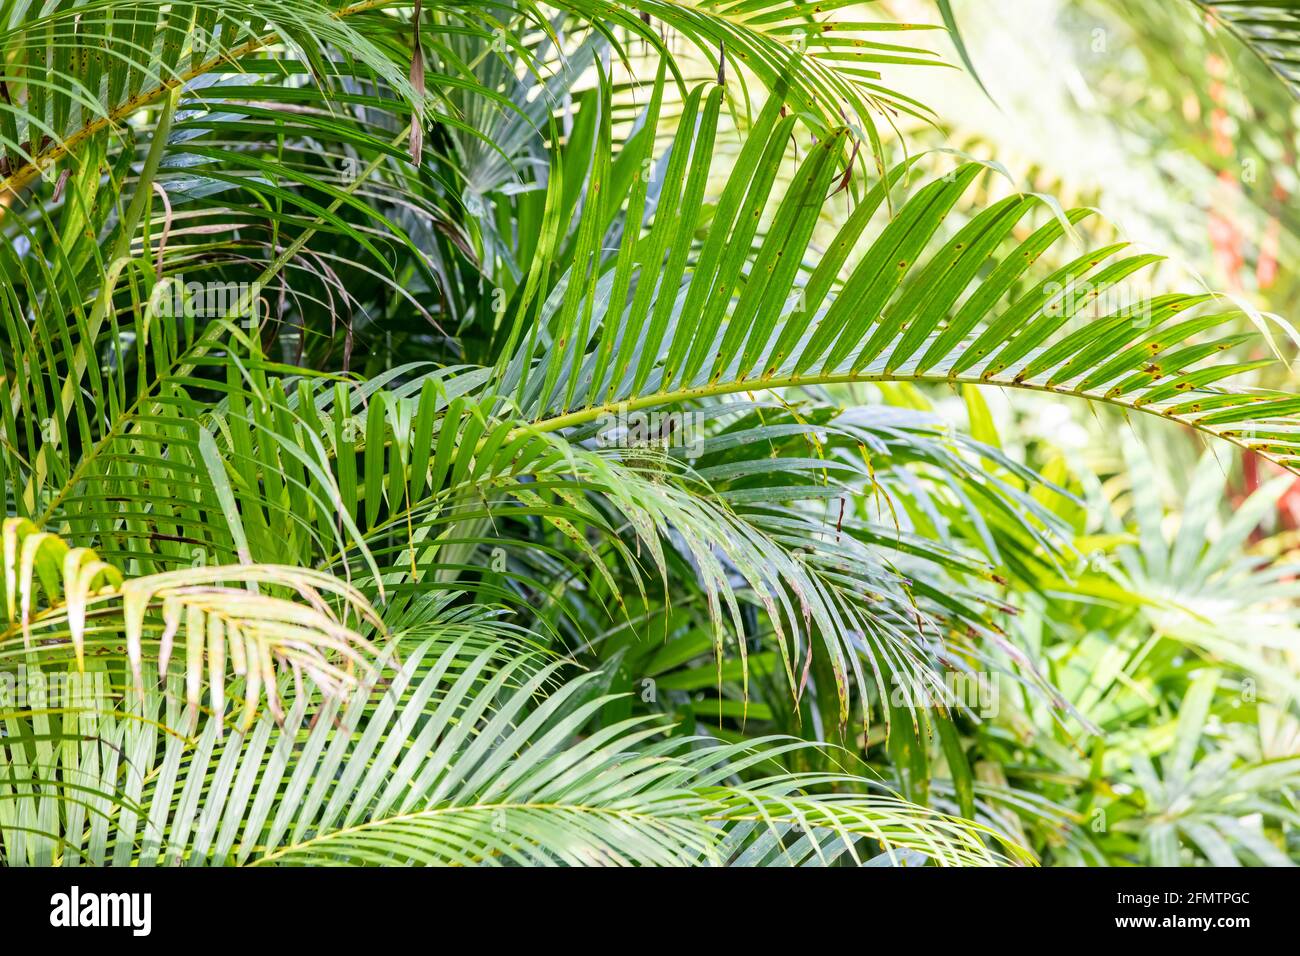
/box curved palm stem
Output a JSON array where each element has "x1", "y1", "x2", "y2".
[
  {"x1": 527, "y1": 370, "x2": 1291, "y2": 471},
  {"x1": 0, "y1": 0, "x2": 394, "y2": 208}
]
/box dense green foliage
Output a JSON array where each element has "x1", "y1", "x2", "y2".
[{"x1": 2, "y1": 0, "x2": 1298, "y2": 865}]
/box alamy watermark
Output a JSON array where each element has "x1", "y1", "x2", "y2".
[
  {"x1": 594, "y1": 404, "x2": 706, "y2": 459},
  {"x1": 1042, "y1": 277, "x2": 1156, "y2": 329},
  {"x1": 146, "y1": 275, "x2": 264, "y2": 327},
  {"x1": 889, "y1": 671, "x2": 998, "y2": 718},
  {"x1": 49, "y1": 886, "x2": 151, "y2": 936},
  {"x1": 0, "y1": 666, "x2": 113, "y2": 711}
]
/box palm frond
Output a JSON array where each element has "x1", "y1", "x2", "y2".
[{"x1": 2, "y1": 517, "x2": 383, "y2": 719}]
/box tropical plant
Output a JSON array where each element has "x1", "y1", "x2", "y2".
[{"x1": 1, "y1": 0, "x2": 1297, "y2": 866}]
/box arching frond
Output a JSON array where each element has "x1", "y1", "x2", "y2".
[
  {"x1": 1, "y1": 517, "x2": 383, "y2": 719},
  {"x1": 0, "y1": 635, "x2": 1023, "y2": 866}
]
